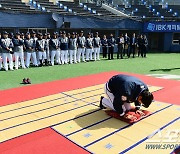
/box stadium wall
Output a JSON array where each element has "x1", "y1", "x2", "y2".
[
  {"x1": 56, "y1": 15, "x2": 142, "y2": 29},
  {"x1": 0, "y1": 12, "x2": 55, "y2": 28}
]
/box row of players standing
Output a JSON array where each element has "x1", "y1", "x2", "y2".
[
  {"x1": 101, "y1": 33, "x2": 148, "y2": 59},
  {"x1": 0, "y1": 30, "x2": 101, "y2": 71}
]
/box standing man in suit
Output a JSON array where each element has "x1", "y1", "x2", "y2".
[
  {"x1": 117, "y1": 34, "x2": 124, "y2": 59},
  {"x1": 124, "y1": 33, "x2": 130, "y2": 57},
  {"x1": 129, "y1": 33, "x2": 137, "y2": 58},
  {"x1": 1, "y1": 31, "x2": 14, "y2": 71},
  {"x1": 142, "y1": 35, "x2": 148, "y2": 58},
  {"x1": 108, "y1": 33, "x2": 116, "y2": 60},
  {"x1": 101, "y1": 35, "x2": 108, "y2": 58}
]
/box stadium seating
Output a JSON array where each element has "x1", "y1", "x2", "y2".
[
  {"x1": 110, "y1": 3, "x2": 180, "y2": 20},
  {"x1": 0, "y1": 0, "x2": 42, "y2": 13},
  {"x1": 30, "y1": 0, "x2": 71, "y2": 15},
  {"x1": 57, "y1": 1, "x2": 121, "y2": 19},
  {"x1": 0, "y1": 0, "x2": 179, "y2": 21}
]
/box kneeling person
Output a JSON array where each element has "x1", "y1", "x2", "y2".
[{"x1": 100, "y1": 74, "x2": 154, "y2": 119}]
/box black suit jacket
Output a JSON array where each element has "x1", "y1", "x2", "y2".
[{"x1": 130, "y1": 37, "x2": 137, "y2": 46}]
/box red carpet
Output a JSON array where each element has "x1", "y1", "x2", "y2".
[
  {"x1": 0, "y1": 128, "x2": 89, "y2": 154},
  {"x1": 0, "y1": 71, "x2": 179, "y2": 154}
]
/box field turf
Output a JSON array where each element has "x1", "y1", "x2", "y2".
[{"x1": 0, "y1": 53, "x2": 179, "y2": 90}]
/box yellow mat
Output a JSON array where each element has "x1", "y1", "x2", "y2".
[{"x1": 0, "y1": 84, "x2": 179, "y2": 154}]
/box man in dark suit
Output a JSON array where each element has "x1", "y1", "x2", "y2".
[
  {"x1": 124, "y1": 33, "x2": 130, "y2": 57},
  {"x1": 117, "y1": 34, "x2": 124, "y2": 59},
  {"x1": 101, "y1": 35, "x2": 108, "y2": 58},
  {"x1": 108, "y1": 33, "x2": 116, "y2": 60},
  {"x1": 142, "y1": 35, "x2": 148, "y2": 58},
  {"x1": 137, "y1": 35, "x2": 144, "y2": 57},
  {"x1": 129, "y1": 33, "x2": 137, "y2": 58}
]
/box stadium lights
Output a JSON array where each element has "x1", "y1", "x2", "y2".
[
  {"x1": 149, "y1": 5, "x2": 152, "y2": 11},
  {"x1": 37, "y1": 4, "x2": 41, "y2": 10},
  {"x1": 173, "y1": 12, "x2": 178, "y2": 17},
  {"x1": 29, "y1": 0, "x2": 33, "y2": 4},
  {"x1": 68, "y1": 9, "x2": 72, "y2": 13},
  {"x1": 83, "y1": 5, "x2": 87, "y2": 10},
  {"x1": 59, "y1": 3, "x2": 63, "y2": 9},
  {"x1": 142, "y1": 15, "x2": 146, "y2": 19},
  {"x1": 161, "y1": 16, "x2": 164, "y2": 19},
  {"x1": 0, "y1": 4, "x2": 2, "y2": 8},
  {"x1": 92, "y1": 10, "x2": 96, "y2": 14},
  {"x1": 169, "y1": 8, "x2": 172, "y2": 13},
  {"x1": 33, "y1": 1, "x2": 37, "y2": 8},
  {"x1": 88, "y1": 8, "x2": 91, "y2": 12},
  {"x1": 156, "y1": 12, "x2": 160, "y2": 16},
  {"x1": 79, "y1": 3, "x2": 83, "y2": 7},
  {"x1": 64, "y1": 6, "x2": 68, "y2": 11},
  {"x1": 42, "y1": 7, "x2": 46, "y2": 12}
]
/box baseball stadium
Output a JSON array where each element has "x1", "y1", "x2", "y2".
[{"x1": 0, "y1": 0, "x2": 180, "y2": 154}]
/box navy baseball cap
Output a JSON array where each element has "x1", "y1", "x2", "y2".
[
  {"x1": 16, "y1": 32, "x2": 21, "y2": 35},
  {"x1": 3, "y1": 31, "x2": 9, "y2": 35}
]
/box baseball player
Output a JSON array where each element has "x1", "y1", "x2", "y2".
[
  {"x1": 93, "y1": 32, "x2": 101, "y2": 61},
  {"x1": 12, "y1": 32, "x2": 26, "y2": 70},
  {"x1": 0, "y1": 33, "x2": 2, "y2": 70},
  {"x1": 31, "y1": 31, "x2": 38, "y2": 65},
  {"x1": 35, "y1": 33, "x2": 47, "y2": 66},
  {"x1": 77, "y1": 31, "x2": 86, "y2": 63},
  {"x1": 43, "y1": 33, "x2": 50, "y2": 66},
  {"x1": 1, "y1": 31, "x2": 14, "y2": 71},
  {"x1": 49, "y1": 32, "x2": 60, "y2": 66},
  {"x1": 86, "y1": 32, "x2": 93, "y2": 61},
  {"x1": 100, "y1": 74, "x2": 154, "y2": 119},
  {"x1": 69, "y1": 32, "x2": 77, "y2": 64},
  {"x1": 24, "y1": 32, "x2": 38, "y2": 67},
  {"x1": 60, "y1": 31, "x2": 69, "y2": 65},
  {"x1": 46, "y1": 33, "x2": 51, "y2": 65}
]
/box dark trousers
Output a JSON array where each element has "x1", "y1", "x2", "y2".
[
  {"x1": 142, "y1": 45, "x2": 147, "y2": 57},
  {"x1": 117, "y1": 45, "x2": 123, "y2": 59},
  {"x1": 129, "y1": 45, "x2": 136, "y2": 58},
  {"x1": 108, "y1": 46, "x2": 114, "y2": 59},
  {"x1": 138, "y1": 45, "x2": 142, "y2": 57},
  {"x1": 102, "y1": 46, "x2": 107, "y2": 58}
]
